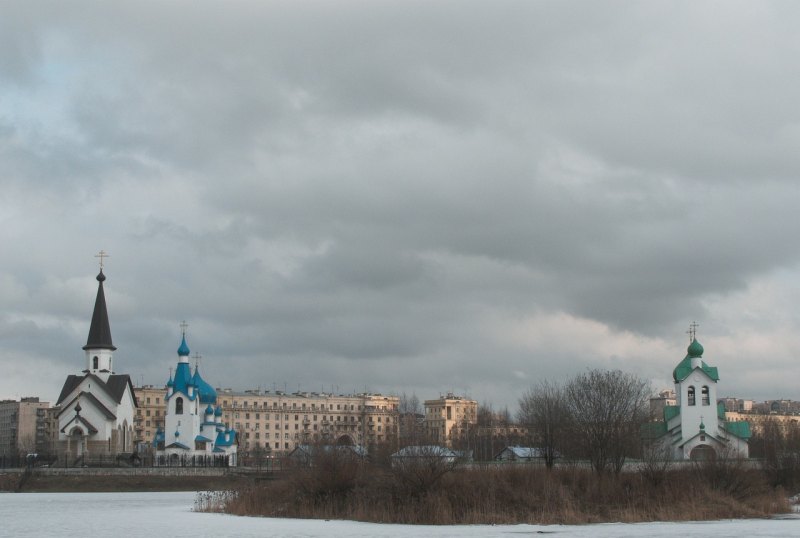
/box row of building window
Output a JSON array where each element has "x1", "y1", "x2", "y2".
[
  {"x1": 221, "y1": 400, "x2": 394, "y2": 411},
  {"x1": 242, "y1": 435, "x2": 387, "y2": 451},
  {"x1": 231, "y1": 413, "x2": 390, "y2": 423},
  {"x1": 138, "y1": 408, "x2": 392, "y2": 422}
]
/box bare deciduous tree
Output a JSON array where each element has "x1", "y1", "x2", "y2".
[
  {"x1": 391, "y1": 445, "x2": 458, "y2": 497},
  {"x1": 639, "y1": 438, "x2": 674, "y2": 486},
  {"x1": 751, "y1": 417, "x2": 800, "y2": 489},
  {"x1": 518, "y1": 380, "x2": 569, "y2": 469},
  {"x1": 564, "y1": 369, "x2": 650, "y2": 474},
  {"x1": 398, "y1": 393, "x2": 426, "y2": 449},
  {"x1": 398, "y1": 393, "x2": 421, "y2": 415}
]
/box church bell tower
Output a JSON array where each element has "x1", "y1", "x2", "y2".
[{"x1": 82, "y1": 250, "x2": 116, "y2": 381}]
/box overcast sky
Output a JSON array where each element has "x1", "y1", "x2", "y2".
[{"x1": 2, "y1": 1, "x2": 800, "y2": 412}]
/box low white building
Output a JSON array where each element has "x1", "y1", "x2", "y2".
[{"x1": 154, "y1": 328, "x2": 237, "y2": 466}]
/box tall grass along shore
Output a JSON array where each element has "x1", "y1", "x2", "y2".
[{"x1": 197, "y1": 457, "x2": 789, "y2": 524}]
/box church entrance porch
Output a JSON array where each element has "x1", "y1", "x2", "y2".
[
  {"x1": 690, "y1": 444, "x2": 717, "y2": 461},
  {"x1": 69, "y1": 428, "x2": 85, "y2": 457}
]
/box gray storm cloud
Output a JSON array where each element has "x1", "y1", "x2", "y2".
[{"x1": 1, "y1": 1, "x2": 800, "y2": 408}]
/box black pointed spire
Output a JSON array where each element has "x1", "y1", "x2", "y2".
[{"x1": 83, "y1": 270, "x2": 116, "y2": 351}]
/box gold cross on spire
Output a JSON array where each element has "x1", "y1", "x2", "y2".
[
  {"x1": 95, "y1": 250, "x2": 109, "y2": 269},
  {"x1": 687, "y1": 321, "x2": 699, "y2": 341}
]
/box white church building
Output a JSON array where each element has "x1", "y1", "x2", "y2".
[
  {"x1": 643, "y1": 331, "x2": 750, "y2": 460},
  {"x1": 55, "y1": 266, "x2": 137, "y2": 462},
  {"x1": 153, "y1": 327, "x2": 237, "y2": 466}
]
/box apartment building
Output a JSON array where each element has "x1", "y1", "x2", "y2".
[
  {"x1": 34, "y1": 406, "x2": 60, "y2": 455},
  {"x1": 424, "y1": 393, "x2": 477, "y2": 446},
  {"x1": 133, "y1": 385, "x2": 399, "y2": 455},
  {"x1": 218, "y1": 390, "x2": 399, "y2": 453},
  {"x1": 649, "y1": 389, "x2": 677, "y2": 420},
  {"x1": 0, "y1": 397, "x2": 50, "y2": 456},
  {"x1": 133, "y1": 385, "x2": 167, "y2": 450}
]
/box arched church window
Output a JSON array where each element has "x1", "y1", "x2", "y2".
[
  {"x1": 93, "y1": 356, "x2": 99, "y2": 370},
  {"x1": 176, "y1": 397, "x2": 184, "y2": 415},
  {"x1": 701, "y1": 386, "x2": 710, "y2": 406},
  {"x1": 688, "y1": 386, "x2": 696, "y2": 406}
]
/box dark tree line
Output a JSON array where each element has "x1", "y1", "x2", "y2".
[{"x1": 518, "y1": 369, "x2": 650, "y2": 474}]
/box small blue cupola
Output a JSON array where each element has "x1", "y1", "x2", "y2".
[
  {"x1": 214, "y1": 405, "x2": 223, "y2": 417},
  {"x1": 170, "y1": 326, "x2": 197, "y2": 399}
]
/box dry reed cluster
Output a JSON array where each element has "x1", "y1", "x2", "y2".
[{"x1": 198, "y1": 459, "x2": 789, "y2": 524}]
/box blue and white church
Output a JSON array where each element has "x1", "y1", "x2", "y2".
[
  {"x1": 154, "y1": 326, "x2": 237, "y2": 466},
  {"x1": 644, "y1": 328, "x2": 751, "y2": 460}
]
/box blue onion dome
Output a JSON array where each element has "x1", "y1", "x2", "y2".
[
  {"x1": 687, "y1": 338, "x2": 704, "y2": 358},
  {"x1": 166, "y1": 377, "x2": 174, "y2": 387},
  {"x1": 192, "y1": 367, "x2": 218, "y2": 404},
  {"x1": 174, "y1": 430, "x2": 180, "y2": 437},
  {"x1": 178, "y1": 334, "x2": 190, "y2": 357},
  {"x1": 214, "y1": 405, "x2": 223, "y2": 417},
  {"x1": 205, "y1": 404, "x2": 214, "y2": 415}
]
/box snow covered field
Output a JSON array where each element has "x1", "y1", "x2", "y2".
[{"x1": 1, "y1": 491, "x2": 798, "y2": 538}]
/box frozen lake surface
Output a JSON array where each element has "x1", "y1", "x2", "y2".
[{"x1": 1, "y1": 491, "x2": 799, "y2": 538}]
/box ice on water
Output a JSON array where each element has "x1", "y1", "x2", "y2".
[{"x1": 1, "y1": 491, "x2": 798, "y2": 538}]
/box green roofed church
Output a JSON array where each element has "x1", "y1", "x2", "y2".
[{"x1": 642, "y1": 325, "x2": 750, "y2": 460}]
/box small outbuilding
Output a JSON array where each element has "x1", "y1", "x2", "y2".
[
  {"x1": 494, "y1": 446, "x2": 549, "y2": 462},
  {"x1": 288, "y1": 444, "x2": 367, "y2": 466},
  {"x1": 390, "y1": 445, "x2": 458, "y2": 468}
]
